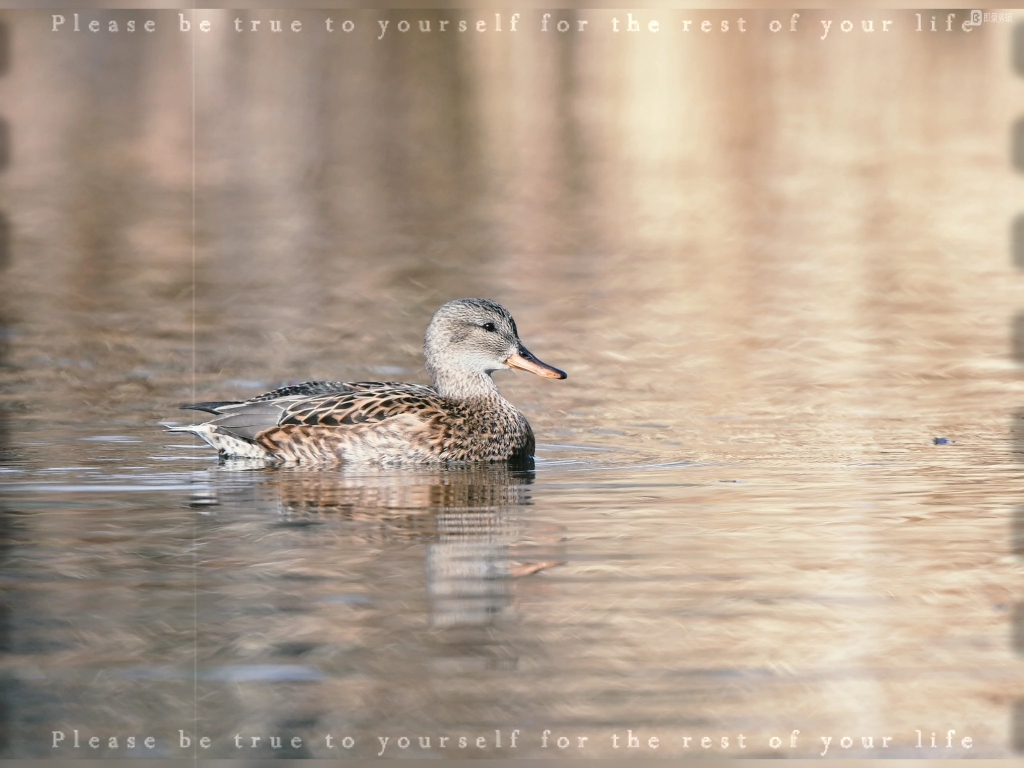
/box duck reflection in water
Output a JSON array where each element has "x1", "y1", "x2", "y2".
[{"x1": 193, "y1": 461, "x2": 564, "y2": 630}]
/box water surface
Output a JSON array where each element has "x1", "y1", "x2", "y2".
[{"x1": 0, "y1": 9, "x2": 1021, "y2": 758}]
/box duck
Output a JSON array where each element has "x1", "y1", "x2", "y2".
[{"x1": 168, "y1": 298, "x2": 567, "y2": 465}]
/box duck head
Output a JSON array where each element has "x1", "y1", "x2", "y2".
[{"x1": 424, "y1": 298, "x2": 566, "y2": 398}]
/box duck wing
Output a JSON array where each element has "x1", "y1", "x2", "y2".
[
  {"x1": 250, "y1": 380, "x2": 359, "y2": 401},
  {"x1": 180, "y1": 380, "x2": 357, "y2": 414},
  {"x1": 276, "y1": 382, "x2": 442, "y2": 428},
  {"x1": 194, "y1": 382, "x2": 443, "y2": 444}
]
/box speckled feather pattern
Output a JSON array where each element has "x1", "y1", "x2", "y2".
[{"x1": 253, "y1": 382, "x2": 534, "y2": 464}]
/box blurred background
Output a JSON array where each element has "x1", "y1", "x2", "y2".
[{"x1": 0, "y1": 7, "x2": 1022, "y2": 758}]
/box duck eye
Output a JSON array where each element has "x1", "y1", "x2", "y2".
[{"x1": 481, "y1": 322, "x2": 496, "y2": 332}]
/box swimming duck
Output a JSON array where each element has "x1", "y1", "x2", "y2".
[{"x1": 169, "y1": 299, "x2": 566, "y2": 465}]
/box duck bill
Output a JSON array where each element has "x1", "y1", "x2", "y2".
[{"x1": 506, "y1": 346, "x2": 567, "y2": 380}]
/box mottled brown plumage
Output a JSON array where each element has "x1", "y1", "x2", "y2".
[{"x1": 169, "y1": 299, "x2": 566, "y2": 465}]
